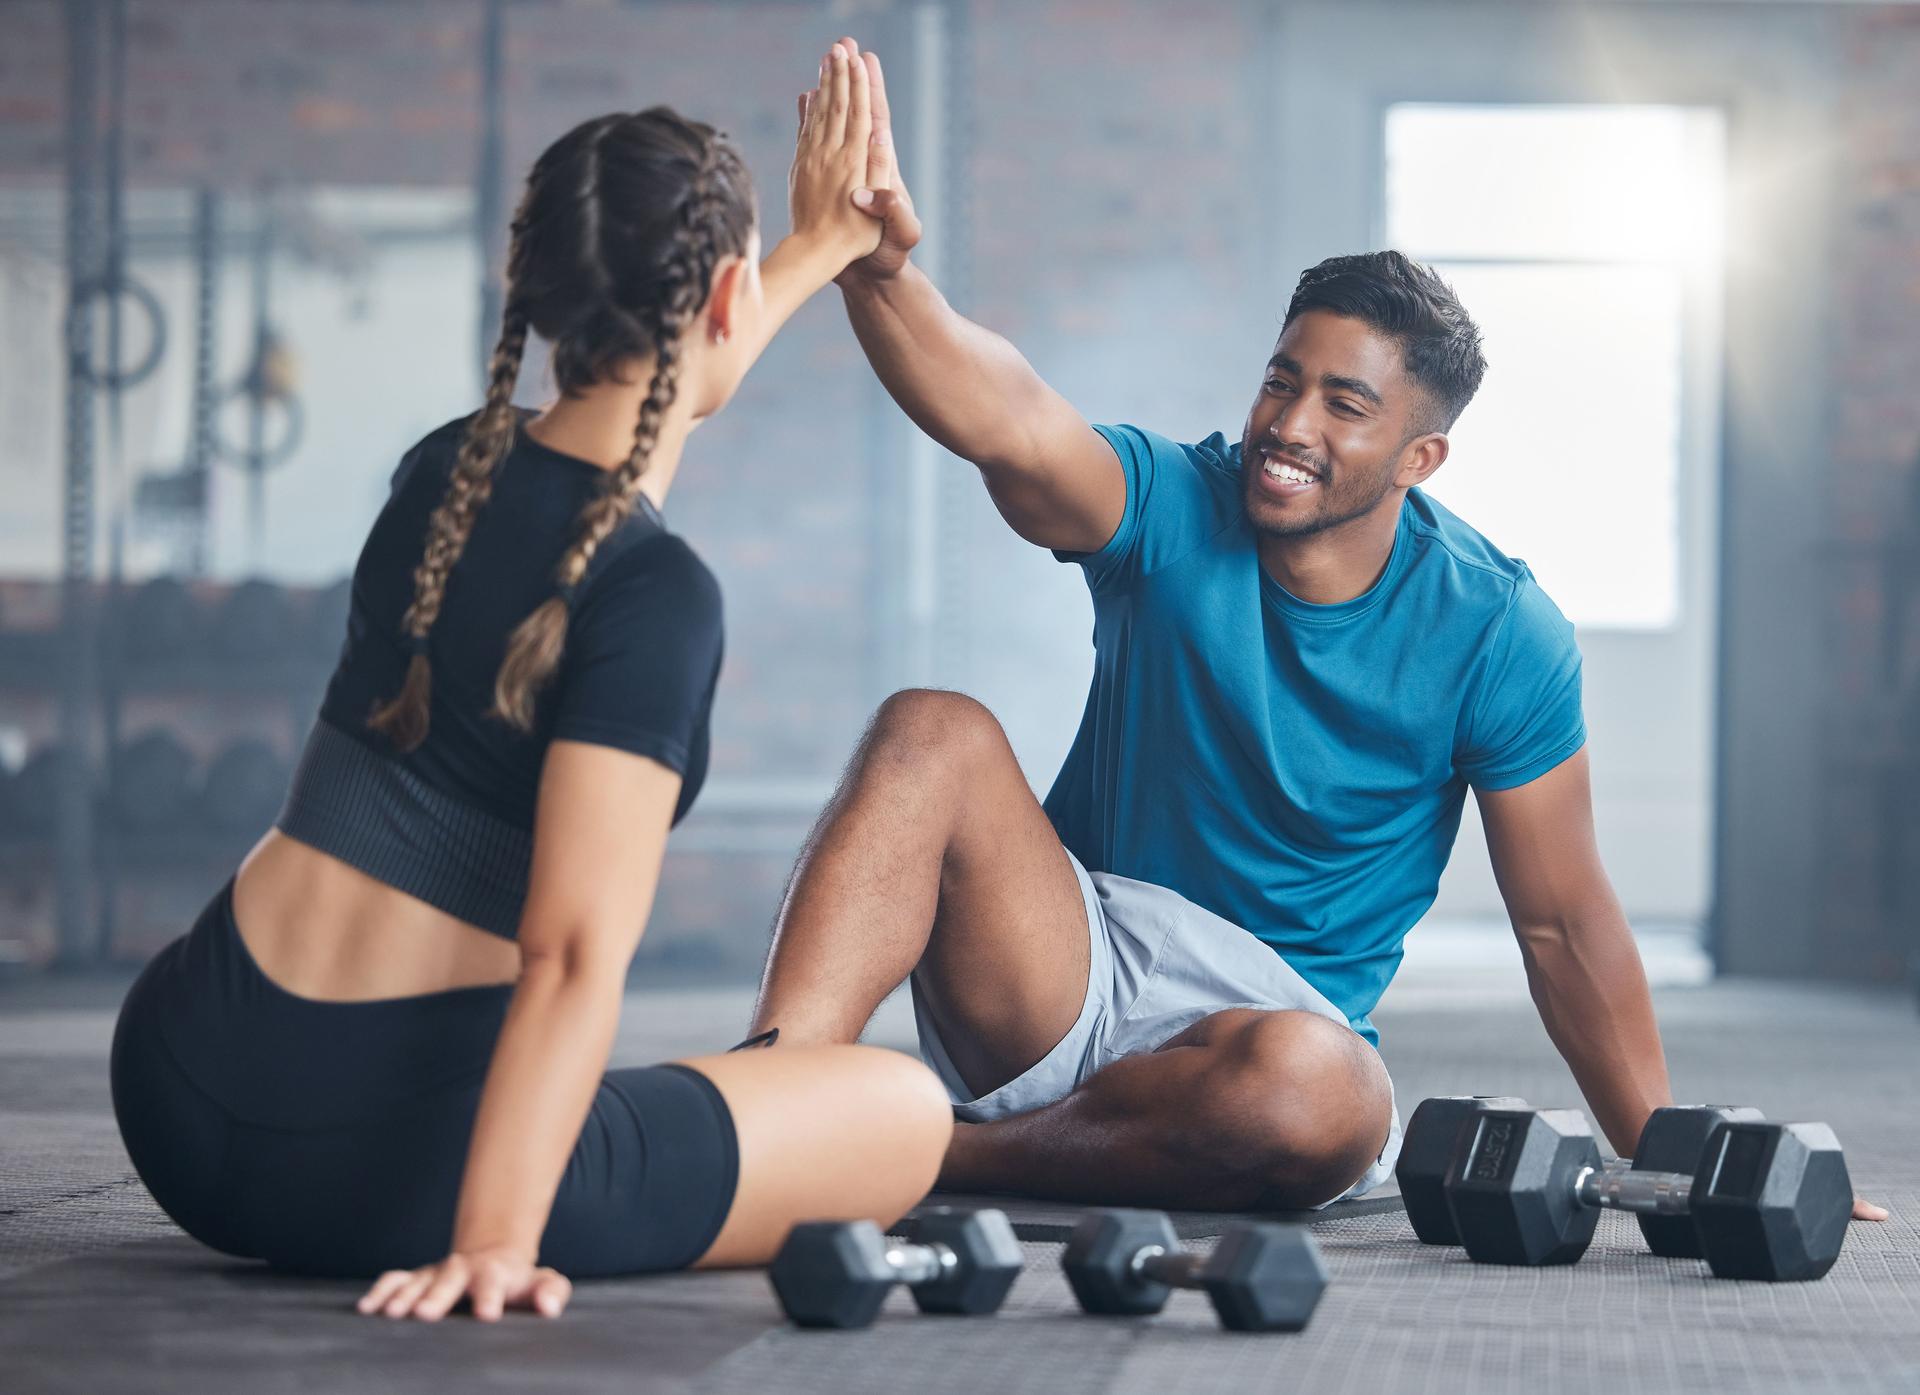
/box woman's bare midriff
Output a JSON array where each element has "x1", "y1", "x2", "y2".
[{"x1": 231, "y1": 830, "x2": 522, "y2": 1002}]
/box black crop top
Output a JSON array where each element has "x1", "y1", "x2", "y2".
[{"x1": 275, "y1": 413, "x2": 724, "y2": 938}]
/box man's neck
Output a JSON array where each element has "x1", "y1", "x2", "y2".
[{"x1": 1256, "y1": 492, "x2": 1405, "y2": 606}]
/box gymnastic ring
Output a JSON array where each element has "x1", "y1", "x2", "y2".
[
  {"x1": 67, "y1": 274, "x2": 169, "y2": 391},
  {"x1": 210, "y1": 384, "x2": 306, "y2": 473}
]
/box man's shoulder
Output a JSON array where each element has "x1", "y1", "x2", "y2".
[
  {"x1": 1095, "y1": 424, "x2": 1243, "y2": 478},
  {"x1": 1401, "y1": 487, "x2": 1540, "y2": 607},
  {"x1": 1399, "y1": 491, "x2": 1579, "y2": 682}
]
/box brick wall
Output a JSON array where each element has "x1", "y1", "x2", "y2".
[
  {"x1": 1819, "y1": 6, "x2": 1920, "y2": 982},
  {"x1": 4, "y1": 0, "x2": 1919, "y2": 981}
]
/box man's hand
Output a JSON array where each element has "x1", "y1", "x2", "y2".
[
  {"x1": 1854, "y1": 1196, "x2": 1890, "y2": 1222},
  {"x1": 820, "y1": 38, "x2": 921, "y2": 285}
]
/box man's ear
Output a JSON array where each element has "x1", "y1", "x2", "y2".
[
  {"x1": 1397, "y1": 431, "x2": 1450, "y2": 489},
  {"x1": 704, "y1": 255, "x2": 749, "y2": 343}
]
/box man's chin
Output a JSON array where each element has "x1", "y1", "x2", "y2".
[{"x1": 1243, "y1": 493, "x2": 1323, "y2": 539}]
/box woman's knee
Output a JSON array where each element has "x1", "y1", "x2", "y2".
[
  {"x1": 842, "y1": 1044, "x2": 954, "y2": 1192},
  {"x1": 690, "y1": 1043, "x2": 953, "y2": 1266},
  {"x1": 703, "y1": 1045, "x2": 951, "y2": 1201}
]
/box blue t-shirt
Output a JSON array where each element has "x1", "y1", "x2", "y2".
[{"x1": 1044, "y1": 425, "x2": 1586, "y2": 1046}]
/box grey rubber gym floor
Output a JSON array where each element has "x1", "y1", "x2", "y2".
[{"x1": 2, "y1": 975, "x2": 1916, "y2": 1394}]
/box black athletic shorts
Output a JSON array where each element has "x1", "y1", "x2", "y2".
[{"x1": 109, "y1": 882, "x2": 739, "y2": 1279}]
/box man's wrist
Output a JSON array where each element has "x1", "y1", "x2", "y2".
[{"x1": 835, "y1": 256, "x2": 912, "y2": 294}]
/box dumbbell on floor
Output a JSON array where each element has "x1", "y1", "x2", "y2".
[
  {"x1": 1629, "y1": 1104, "x2": 1765, "y2": 1258},
  {"x1": 1061, "y1": 1209, "x2": 1327, "y2": 1332},
  {"x1": 769, "y1": 1207, "x2": 1022, "y2": 1329},
  {"x1": 1398, "y1": 1097, "x2": 1763, "y2": 1259},
  {"x1": 1397, "y1": 1095, "x2": 1529, "y2": 1245},
  {"x1": 1445, "y1": 1107, "x2": 1852, "y2": 1281}
]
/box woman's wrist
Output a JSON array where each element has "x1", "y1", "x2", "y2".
[
  {"x1": 764, "y1": 233, "x2": 850, "y2": 300},
  {"x1": 450, "y1": 1218, "x2": 542, "y2": 1263}
]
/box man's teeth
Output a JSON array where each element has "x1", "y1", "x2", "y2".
[{"x1": 1263, "y1": 458, "x2": 1318, "y2": 485}]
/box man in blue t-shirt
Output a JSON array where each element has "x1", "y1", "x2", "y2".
[{"x1": 748, "y1": 43, "x2": 1680, "y2": 1211}]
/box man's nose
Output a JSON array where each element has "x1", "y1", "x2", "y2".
[{"x1": 1268, "y1": 399, "x2": 1318, "y2": 450}]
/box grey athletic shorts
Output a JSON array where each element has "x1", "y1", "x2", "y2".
[{"x1": 912, "y1": 847, "x2": 1402, "y2": 1205}]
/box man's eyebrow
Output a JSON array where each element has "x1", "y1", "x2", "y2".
[
  {"x1": 1265, "y1": 354, "x2": 1386, "y2": 409},
  {"x1": 1324, "y1": 374, "x2": 1384, "y2": 408}
]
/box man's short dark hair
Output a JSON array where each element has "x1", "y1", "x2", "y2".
[{"x1": 1283, "y1": 251, "x2": 1487, "y2": 431}]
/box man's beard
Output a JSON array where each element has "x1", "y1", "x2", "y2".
[{"x1": 1241, "y1": 438, "x2": 1398, "y2": 540}]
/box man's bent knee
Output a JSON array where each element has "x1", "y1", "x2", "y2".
[
  {"x1": 1197, "y1": 1009, "x2": 1391, "y2": 1208},
  {"x1": 864, "y1": 689, "x2": 1009, "y2": 778}
]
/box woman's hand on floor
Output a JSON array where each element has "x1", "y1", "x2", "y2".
[
  {"x1": 1854, "y1": 1196, "x2": 1890, "y2": 1222},
  {"x1": 356, "y1": 1247, "x2": 572, "y2": 1322}
]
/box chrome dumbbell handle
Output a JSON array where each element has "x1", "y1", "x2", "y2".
[
  {"x1": 884, "y1": 1240, "x2": 960, "y2": 1287},
  {"x1": 1129, "y1": 1243, "x2": 1206, "y2": 1290},
  {"x1": 1574, "y1": 1162, "x2": 1695, "y2": 1216}
]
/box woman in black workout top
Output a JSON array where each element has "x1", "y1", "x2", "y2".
[{"x1": 109, "y1": 44, "x2": 950, "y2": 1322}]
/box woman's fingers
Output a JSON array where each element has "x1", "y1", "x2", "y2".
[
  {"x1": 844, "y1": 37, "x2": 871, "y2": 152},
  {"x1": 825, "y1": 43, "x2": 851, "y2": 145},
  {"x1": 470, "y1": 1264, "x2": 509, "y2": 1323},
  {"x1": 383, "y1": 1268, "x2": 438, "y2": 1318},
  {"x1": 528, "y1": 1268, "x2": 573, "y2": 1318},
  {"x1": 356, "y1": 1269, "x2": 414, "y2": 1315},
  {"x1": 799, "y1": 53, "x2": 827, "y2": 145},
  {"x1": 864, "y1": 50, "x2": 893, "y2": 191},
  {"x1": 413, "y1": 1258, "x2": 473, "y2": 1322}
]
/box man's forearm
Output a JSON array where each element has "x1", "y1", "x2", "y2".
[
  {"x1": 839, "y1": 263, "x2": 1054, "y2": 468},
  {"x1": 1517, "y1": 912, "x2": 1673, "y2": 1157}
]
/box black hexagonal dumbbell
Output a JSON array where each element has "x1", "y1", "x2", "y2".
[
  {"x1": 1061, "y1": 1209, "x2": 1327, "y2": 1332},
  {"x1": 1400, "y1": 1098, "x2": 1761, "y2": 1257},
  {"x1": 1443, "y1": 1107, "x2": 1853, "y2": 1281},
  {"x1": 769, "y1": 1207, "x2": 1022, "y2": 1330},
  {"x1": 1396, "y1": 1095, "x2": 1529, "y2": 1245},
  {"x1": 1631, "y1": 1104, "x2": 1765, "y2": 1258}
]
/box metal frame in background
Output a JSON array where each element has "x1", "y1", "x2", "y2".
[{"x1": 56, "y1": 0, "x2": 104, "y2": 969}]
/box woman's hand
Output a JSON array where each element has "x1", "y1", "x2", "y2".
[
  {"x1": 356, "y1": 1246, "x2": 573, "y2": 1322},
  {"x1": 787, "y1": 40, "x2": 884, "y2": 274}
]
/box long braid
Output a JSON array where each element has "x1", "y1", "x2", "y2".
[
  {"x1": 492, "y1": 157, "x2": 729, "y2": 730},
  {"x1": 367, "y1": 306, "x2": 529, "y2": 749}
]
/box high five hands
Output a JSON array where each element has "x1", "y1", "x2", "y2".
[
  {"x1": 787, "y1": 39, "x2": 890, "y2": 272},
  {"x1": 797, "y1": 37, "x2": 921, "y2": 284}
]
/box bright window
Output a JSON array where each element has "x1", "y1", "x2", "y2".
[{"x1": 1384, "y1": 104, "x2": 1725, "y2": 630}]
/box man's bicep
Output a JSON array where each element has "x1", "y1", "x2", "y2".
[
  {"x1": 1475, "y1": 746, "x2": 1613, "y2": 933},
  {"x1": 977, "y1": 396, "x2": 1126, "y2": 555}
]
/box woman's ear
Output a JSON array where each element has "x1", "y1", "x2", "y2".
[{"x1": 704, "y1": 254, "x2": 750, "y2": 346}]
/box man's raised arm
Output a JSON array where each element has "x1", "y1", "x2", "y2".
[{"x1": 825, "y1": 40, "x2": 1123, "y2": 555}]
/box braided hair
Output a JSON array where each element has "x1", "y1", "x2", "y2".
[{"x1": 369, "y1": 109, "x2": 755, "y2": 749}]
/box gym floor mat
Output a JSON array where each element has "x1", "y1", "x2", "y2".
[{"x1": 4, "y1": 976, "x2": 1917, "y2": 1394}]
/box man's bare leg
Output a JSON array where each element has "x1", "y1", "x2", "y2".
[
  {"x1": 750, "y1": 688, "x2": 1090, "y2": 1094},
  {"x1": 752, "y1": 689, "x2": 1393, "y2": 1210},
  {"x1": 941, "y1": 1007, "x2": 1394, "y2": 1211}
]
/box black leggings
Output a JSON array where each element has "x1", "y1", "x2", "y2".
[{"x1": 109, "y1": 883, "x2": 739, "y2": 1279}]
